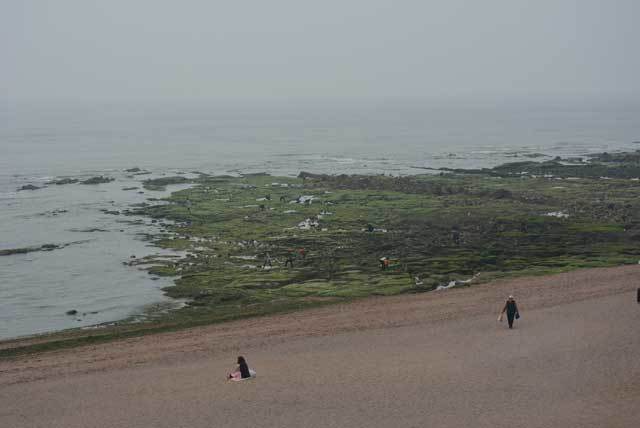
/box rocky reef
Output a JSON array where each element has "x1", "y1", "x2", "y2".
[
  {"x1": 16, "y1": 184, "x2": 41, "y2": 191},
  {"x1": 440, "y1": 149, "x2": 640, "y2": 179},
  {"x1": 47, "y1": 178, "x2": 79, "y2": 185},
  {"x1": 142, "y1": 176, "x2": 191, "y2": 191},
  {"x1": 4, "y1": 151, "x2": 640, "y2": 355},
  {"x1": 124, "y1": 150, "x2": 640, "y2": 328},
  {"x1": 0, "y1": 241, "x2": 88, "y2": 256},
  {"x1": 80, "y1": 176, "x2": 115, "y2": 185}
]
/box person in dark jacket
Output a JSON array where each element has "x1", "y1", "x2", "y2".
[
  {"x1": 499, "y1": 295, "x2": 520, "y2": 329},
  {"x1": 229, "y1": 356, "x2": 252, "y2": 379},
  {"x1": 284, "y1": 249, "x2": 295, "y2": 268},
  {"x1": 262, "y1": 252, "x2": 272, "y2": 268}
]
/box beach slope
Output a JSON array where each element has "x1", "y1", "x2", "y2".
[{"x1": 1, "y1": 265, "x2": 639, "y2": 428}]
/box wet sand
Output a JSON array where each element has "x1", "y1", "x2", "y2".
[{"x1": 1, "y1": 265, "x2": 639, "y2": 428}]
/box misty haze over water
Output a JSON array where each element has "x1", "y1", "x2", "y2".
[{"x1": 3, "y1": 96, "x2": 640, "y2": 179}]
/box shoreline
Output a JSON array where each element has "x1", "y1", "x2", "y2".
[
  {"x1": 1, "y1": 264, "x2": 637, "y2": 381},
  {"x1": 1, "y1": 263, "x2": 638, "y2": 361},
  {"x1": 2, "y1": 149, "x2": 640, "y2": 345}
]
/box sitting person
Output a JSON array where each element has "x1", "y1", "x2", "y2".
[{"x1": 228, "y1": 356, "x2": 255, "y2": 380}]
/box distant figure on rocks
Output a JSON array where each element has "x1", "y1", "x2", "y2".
[
  {"x1": 299, "y1": 247, "x2": 307, "y2": 260},
  {"x1": 498, "y1": 295, "x2": 520, "y2": 329},
  {"x1": 285, "y1": 249, "x2": 295, "y2": 268},
  {"x1": 451, "y1": 228, "x2": 460, "y2": 245},
  {"x1": 228, "y1": 356, "x2": 255, "y2": 381},
  {"x1": 262, "y1": 252, "x2": 272, "y2": 268}
]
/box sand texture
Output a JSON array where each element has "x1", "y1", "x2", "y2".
[{"x1": 1, "y1": 265, "x2": 639, "y2": 428}]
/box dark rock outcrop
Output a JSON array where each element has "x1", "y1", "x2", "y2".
[
  {"x1": 47, "y1": 178, "x2": 79, "y2": 185},
  {"x1": 17, "y1": 184, "x2": 41, "y2": 191},
  {"x1": 142, "y1": 176, "x2": 190, "y2": 191},
  {"x1": 81, "y1": 176, "x2": 115, "y2": 185}
]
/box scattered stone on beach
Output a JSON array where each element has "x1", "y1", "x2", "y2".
[
  {"x1": 122, "y1": 187, "x2": 139, "y2": 191},
  {"x1": 65, "y1": 309, "x2": 78, "y2": 316},
  {"x1": 17, "y1": 184, "x2": 41, "y2": 191},
  {"x1": 125, "y1": 167, "x2": 142, "y2": 172},
  {"x1": 80, "y1": 176, "x2": 115, "y2": 185}
]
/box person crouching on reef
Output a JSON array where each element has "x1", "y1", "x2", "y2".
[
  {"x1": 228, "y1": 356, "x2": 253, "y2": 380},
  {"x1": 498, "y1": 295, "x2": 520, "y2": 329},
  {"x1": 285, "y1": 249, "x2": 295, "y2": 268},
  {"x1": 262, "y1": 252, "x2": 272, "y2": 269}
]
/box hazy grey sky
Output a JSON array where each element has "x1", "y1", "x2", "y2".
[{"x1": 2, "y1": 0, "x2": 639, "y2": 101}]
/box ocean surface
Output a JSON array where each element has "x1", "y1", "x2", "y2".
[{"x1": 1, "y1": 97, "x2": 639, "y2": 339}]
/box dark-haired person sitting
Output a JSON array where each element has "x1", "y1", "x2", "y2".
[{"x1": 228, "y1": 356, "x2": 256, "y2": 381}]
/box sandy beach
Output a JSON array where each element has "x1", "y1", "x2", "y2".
[{"x1": 1, "y1": 265, "x2": 639, "y2": 428}]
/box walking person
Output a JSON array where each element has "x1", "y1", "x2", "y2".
[{"x1": 498, "y1": 295, "x2": 520, "y2": 329}]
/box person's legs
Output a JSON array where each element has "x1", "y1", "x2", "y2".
[{"x1": 507, "y1": 314, "x2": 514, "y2": 329}]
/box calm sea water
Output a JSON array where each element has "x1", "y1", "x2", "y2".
[{"x1": 1, "y1": 97, "x2": 639, "y2": 339}]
